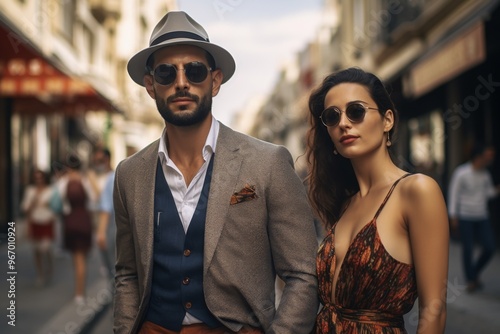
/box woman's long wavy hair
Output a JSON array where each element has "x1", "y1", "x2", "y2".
[{"x1": 305, "y1": 67, "x2": 398, "y2": 228}]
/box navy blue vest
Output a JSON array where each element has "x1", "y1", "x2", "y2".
[{"x1": 145, "y1": 156, "x2": 220, "y2": 331}]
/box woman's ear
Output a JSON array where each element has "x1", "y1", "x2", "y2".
[{"x1": 383, "y1": 109, "x2": 394, "y2": 132}]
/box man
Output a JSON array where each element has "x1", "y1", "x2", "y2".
[
  {"x1": 113, "y1": 11, "x2": 318, "y2": 334},
  {"x1": 88, "y1": 148, "x2": 115, "y2": 277},
  {"x1": 448, "y1": 144, "x2": 499, "y2": 292},
  {"x1": 89, "y1": 148, "x2": 114, "y2": 208}
]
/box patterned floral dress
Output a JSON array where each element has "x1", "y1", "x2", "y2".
[{"x1": 316, "y1": 174, "x2": 417, "y2": 333}]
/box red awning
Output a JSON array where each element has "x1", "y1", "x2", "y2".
[{"x1": 0, "y1": 20, "x2": 122, "y2": 114}]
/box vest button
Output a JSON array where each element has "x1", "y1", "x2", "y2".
[
  {"x1": 185, "y1": 302, "x2": 192, "y2": 309},
  {"x1": 183, "y1": 249, "x2": 191, "y2": 256},
  {"x1": 182, "y1": 277, "x2": 190, "y2": 285}
]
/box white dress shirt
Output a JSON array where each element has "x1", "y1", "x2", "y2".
[{"x1": 448, "y1": 162, "x2": 496, "y2": 220}]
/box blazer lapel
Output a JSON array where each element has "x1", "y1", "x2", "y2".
[{"x1": 204, "y1": 124, "x2": 243, "y2": 273}]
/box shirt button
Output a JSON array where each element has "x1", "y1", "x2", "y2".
[
  {"x1": 185, "y1": 302, "x2": 192, "y2": 309},
  {"x1": 183, "y1": 249, "x2": 191, "y2": 256},
  {"x1": 182, "y1": 277, "x2": 190, "y2": 285}
]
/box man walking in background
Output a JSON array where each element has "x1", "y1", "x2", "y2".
[{"x1": 448, "y1": 144, "x2": 500, "y2": 292}]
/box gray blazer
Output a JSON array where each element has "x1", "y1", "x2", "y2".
[{"x1": 113, "y1": 123, "x2": 319, "y2": 333}]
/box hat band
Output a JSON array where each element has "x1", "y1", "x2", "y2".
[{"x1": 151, "y1": 31, "x2": 209, "y2": 46}]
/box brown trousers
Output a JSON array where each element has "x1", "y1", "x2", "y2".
[{"x1": 139, "y1": 321, "x2": 263, "y2": 334}]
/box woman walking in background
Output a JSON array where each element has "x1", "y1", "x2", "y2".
[
  {"x1": 306, "y1": 68, "x2": 449, "y2": 333},
  {"x1": 57, "y1": 154, "x2": 96, "y2": 305},
  {"x1": 21, "y1": 169, "x2": 57, "y2": 287}
]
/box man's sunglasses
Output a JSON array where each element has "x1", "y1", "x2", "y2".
[
  {"x1": 151, "y1": 62, "x2": 212, "y2": 85},
  {"x1": 320, "y1": 103, "x2": 379, "y2": 127}
]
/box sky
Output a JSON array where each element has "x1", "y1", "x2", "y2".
[{"x1": 177, "y1": 0, "x2": 324, "y2": 127}]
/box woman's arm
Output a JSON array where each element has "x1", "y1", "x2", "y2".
[
  {"x1": 404, "y1": 174, "x2": 449, "y2": 333},
  {"x1": 20, "y1": 186, "x2": 36, "y2": 215}
]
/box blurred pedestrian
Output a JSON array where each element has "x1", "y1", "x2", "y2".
[
  {"x1": 21, "y1": 169, "x2": 57, "y2": 287},
  {"x1": 93, "y1": 148, "x2": 115, "y2": 278},
  {"x1": 51, "y1": 164, "x2": 69, "y2": 258},
  {"x1": 114, "y1": 10, "x2": 318, "y2": 334},
  {"x1": 89, "y1": 147, "x2": 114, "y2": 209},
  {"x1": 57, "y1": 154, "x2": 96, "y2": 304},
  {"x1": 306, "y1": 68, "x2": 449, "y2": 333},
  {"x1": 448, "y1": 143, "x2": 500, "y2": 292}
]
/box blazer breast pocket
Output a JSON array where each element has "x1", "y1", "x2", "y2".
[{"x1": 230, "y1": 183, "x2": 258, "y2": 205}]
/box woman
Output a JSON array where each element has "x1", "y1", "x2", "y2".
[
  {"x1": 306, "y1": 68, "x2": 449, "y2": 333},
  {"x1": 57, "y1": 154, "x2": 96, "y2": 304},
  {"x1": 21, "y1": 170, "x2": 57, "y2": 286}
]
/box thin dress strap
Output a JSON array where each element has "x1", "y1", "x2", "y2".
[{"x1": 373, "y1": 173, "x2": 412, "y2": 220}]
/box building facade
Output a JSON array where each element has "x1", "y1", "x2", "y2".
[
  {"x1": 244, "y1": 0, "x2": 500, "y2": 240},
  {"x1": 0, "y1": 0, "x2": 177, "y2": 230}
]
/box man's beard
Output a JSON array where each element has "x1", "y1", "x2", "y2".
[{"x1": 155, "y1": 90, "x2": 212, "y2": 126}]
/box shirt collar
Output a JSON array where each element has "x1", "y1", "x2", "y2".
[{"x1": 158, "y1": 116, "x2": 219, "y2": 164}]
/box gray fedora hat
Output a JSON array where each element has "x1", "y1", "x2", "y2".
[{"x1": 127, "y1": 11, "x2": 235, "y2": 86}]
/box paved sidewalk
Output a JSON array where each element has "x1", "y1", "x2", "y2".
[
  {"x1": 0, "y1": 219, "x2": 111, "y2": 334},
  {"x1": 35, "y1": 275, "x2": 112, "y2": 334},
  {"x1": 443, "y1": 240, "x2": 500, "y2": 333},
  {"x1": 405, "y1": 240, "x2": 500, "y2": 333}
]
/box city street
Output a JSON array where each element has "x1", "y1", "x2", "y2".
[
  {"x1": 1, "y1": 1, "x2": 500, "y2": 333},
  {"x1": 0, "y1": 219, "x2": 111, "y2": 334},
  {"x1": 2, "y1": 219, "x2": 500, "y2": 333}
]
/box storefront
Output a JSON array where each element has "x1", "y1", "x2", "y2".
[
  {"x1": 0, "y1": 20, "x2": 121, "y2": 233},
  {"x1": 389, "y1": 4, "x2": 500, "y2": 241}
]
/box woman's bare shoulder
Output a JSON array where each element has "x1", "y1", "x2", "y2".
[
  {"x1": 398, "y1": 173, "x2": 448, "y2": 227},
  {"x1": 399, "y1": 173, "x2": 443, "y2": 199}
]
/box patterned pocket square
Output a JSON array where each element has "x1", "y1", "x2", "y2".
[{"x1": 230, "y1": 184, "x2": 258, "y2": 205}]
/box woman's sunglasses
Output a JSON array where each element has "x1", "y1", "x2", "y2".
[
  {"x1": 151, "y1": 62, "x2": 212, "y2": 85},
  {"x1": 320, "y1": 103, "x2": 379, "y2": 127}
]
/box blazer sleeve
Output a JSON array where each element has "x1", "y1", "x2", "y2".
[
  {"x1": 266, "y1": 146, "x2": 319, "y2": 333},
  {"x1": 113, "y1": 161, "x2": 142, "y2": 334}
]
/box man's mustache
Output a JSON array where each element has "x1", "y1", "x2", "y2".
[{"x1": 167, "y1": 91, "x2": 199, "y2": 103}]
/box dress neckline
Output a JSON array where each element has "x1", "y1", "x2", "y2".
[{"x1": 330, "y1": 173, "x2": 412, "y2": 303}]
